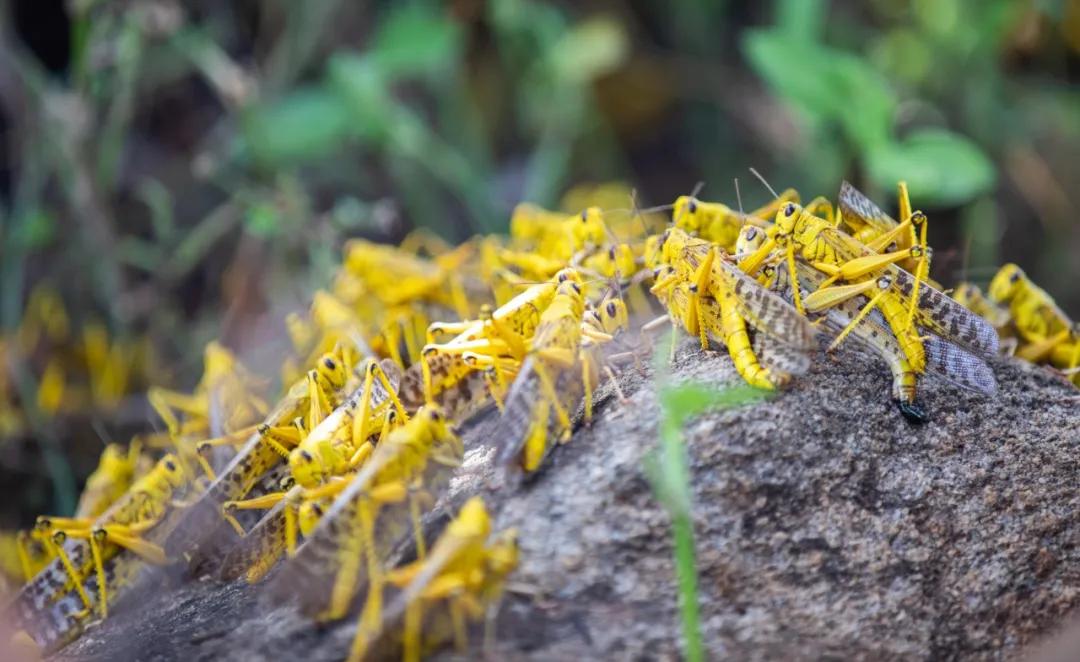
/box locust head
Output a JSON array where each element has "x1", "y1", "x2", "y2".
[
  {"x1": 159, "y1": 454, "x2": 187, "y2": 490},
  {"x1": 643, "y1": 231, "x2": 668, "y2": 270},
  {"x1": 601, "y1": 298, "x2": 629, "y2": 335},
  {"x1": 314, "y1": 353, "x2": 349, "y2": 393},
  {"x1": 989, "y1": 263, "x2": 1024, "y2": 304},
  {"x1": 736, "y1": 225, "x2": 766, "y2": 258},
  {"x1": 775, "y1": 201, "x2": 802, "y2": 238},
  {"x1": 672, "y1": 196, "x2": 703, "y2": 235},
  {"x1": 572, "y1": 207, "x2": 608, "y2": 249}
]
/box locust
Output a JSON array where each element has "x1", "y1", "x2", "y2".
[
  {"x1": 214, "y1": 359, "x2": 407, "y2": 580},
  {"x1": 989, "y1": 263, "x2": 1079, "y2": 384},
  {"x1": 161, "y1": 344, "x2": 362, "y2": 565},
  {"x1": 15, "y1": 439, "x2": 149, "y2": 581},
  {"x1": 838, "y1": 181, "x2": 931, "y2": 282},
  {"x1": 740, "y1": 197, "x2": 999, "y2": 376},
  {"x1": 766, "y1": 254, "x2": 997, "y2": 420},
  {"x1": 348, "y1": 497, "x2": 518, "y2": 662},
  {"x1": 7, "y1": 452, "x2": 191, "y2": 650},
  {"x1": 265, "y1": 405, "x2": 462, "y2": 652},
  {"x1": 671, "y1": 187, "x2": 798, "y2": 251},
  {"x1": 647, "y1": 228, "x2": 817, "y2": 390}
]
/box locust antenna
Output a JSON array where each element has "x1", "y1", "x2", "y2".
[
  {"x1": 628, "y1": 188, "x2": 649, "y2": 238},
  {"x1": 749, "y1": 167, "x2": 779, "y2": 200},
  {"x1": 91, "y1": 419, "x2": 112, "y2": 448},
  {"x1": 635, "y1": 202, "x2": 676, "y2": 214},
  {"x1": 734, "y1": 178, "x2": 744, "y2": 215}
]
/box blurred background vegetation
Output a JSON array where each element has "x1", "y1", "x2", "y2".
[{"x1": 0, "y1": 0, "x2": 1077, "y2": 520}]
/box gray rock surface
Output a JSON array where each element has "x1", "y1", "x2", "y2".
[{"x1": 54, "y1": 340, "x2": 1080, "y2": 661}]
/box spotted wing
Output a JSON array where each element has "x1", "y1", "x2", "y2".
[
  {"x1": 922, "y1": 334, "x2": 998, "y2": 395},
  {"x1": 838, "y1": 180, "x2": 898, "y2": 235},
  {"x1": 781, "y1": 261, "x2": 995, "y2": 394},
  {"x1": 752, "y1": 333, "x2": 811, "y2": 378},
  {"x1": 815, "y1": 225, "x2": 999, "y2": 357},
  {"x1": 714, "y1": 257, "x2": 816, "y2": 351}
]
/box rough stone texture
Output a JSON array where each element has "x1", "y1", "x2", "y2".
[{"x1": 53, "y1": 340, "x2": 1080, "y2": 661}]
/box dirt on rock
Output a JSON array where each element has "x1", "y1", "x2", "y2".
[{"x1": 54, "y1": 339, "x2": 1080, "y2": 661}]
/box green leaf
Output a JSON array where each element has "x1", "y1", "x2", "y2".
[
  {"x1": 776, "y1": 0, "x2": 827, "y2": 41},
  {"x1": 369, "y1": 5, "x2": 462, "y2": 79},
  {"x1": 660, "y1": 383, "x2": 767, "y2": 426},
  {"x1": 242, "y1": 86, "x2": 352, "y2": 168},
  {"x1": 742, "y1": 28, "x2": 895, "y2": 149},
  {"x1": 866, "y1": 130, "x2": 996, "y2": 206},
  {"x1": 244, "y1": 202, "x2": 280, "y2": 238},
  {"x1": 548, "y1": 16, "x2": 629, "y2": 84},
  {"x1": 326, "y1": 53, "x2": 394, "y2": 142},
  {"x1": 12, "y1": 210, "x2": 54, "y2": 250}
]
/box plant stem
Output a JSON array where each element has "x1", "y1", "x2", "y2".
[{"x1": 672, "y1": 508, "x2": 703, "y2": 662}]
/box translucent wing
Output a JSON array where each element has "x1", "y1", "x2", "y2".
[{"x1": 922, "y1": 335, "x2": 998, "y2": 395}]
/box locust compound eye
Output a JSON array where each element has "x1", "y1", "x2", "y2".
[
  {"x1": 581, "y1": 211, "x2": 588, "y2": 222},
  {"x1": 429, "y1": 409, "x2": 442, "y2": 422},
  {"x1": 608, "y1": 246, "x2": 616, "y2": 260},
  {"x1": 557, "y1": 271, "x2": 569, "y2": 282},
  {"x1": 688, "y1": 199, "x2": 698, "y2": 214},
  {"x1": 164, "y1": 459, "x2": 177, "y2": 472},
  {"x1": 312, "y1": 503, "x2": 324, "y2": 517},
  {"x1": 606, "y1": 301, "x2": 617, "y2": 317},
  {"x1": 783, "y1": 203, "x2": 796, "y2": 217},
  {"x1": 745, "y1": 228, "x2": 758, "y2": 241},
  {"x1": 1009, "y1": 270, "x2": 1021, "y2": 283},
  {"x1": 300, "y1": 450, "x2": 314, "y2": 462},
  {"x1": 571, "y1": 282, "x2": 581, "y2": 294},
  {"x1": 323, "y1": 357, "x2": 337, "y2": 371}
]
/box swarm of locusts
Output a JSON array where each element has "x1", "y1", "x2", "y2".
[{"x1": 1, "y1": 176, "x2": 1076, "y2": 661}]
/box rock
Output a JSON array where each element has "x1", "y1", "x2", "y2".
[{"x1": 54, "y1": 340, "x2": 1080, "y2": 661}]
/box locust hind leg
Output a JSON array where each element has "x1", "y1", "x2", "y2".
[
  {"x1": 522, "y1": 399, "x2": 552, "y2": 472},
  {"x1": 43, "y1": 531, "x2": 94, "y2": 618},
  {"x1": 348, "y1": 500, "x2": 392, "y2": 659},
  {"x1": 531, "y1": 357, "x2": 574, "y2": 442}
]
